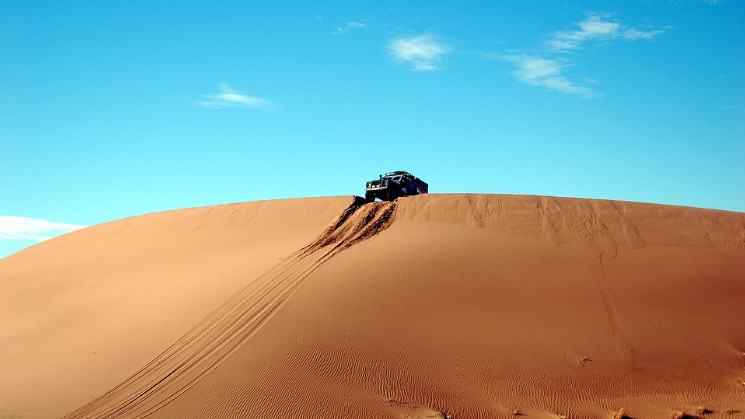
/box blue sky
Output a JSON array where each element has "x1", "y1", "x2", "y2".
[{"x1": 1, "y1": 0, "x2": 743, "y2": 259}]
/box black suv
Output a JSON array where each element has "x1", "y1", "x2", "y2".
[{"x1": 365, "y1": 171, "x2": 428, "y2": 202}]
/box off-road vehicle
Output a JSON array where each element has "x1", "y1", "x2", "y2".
[{"x1": 365, "y1": 171, "x2": 428, "y2": 202}]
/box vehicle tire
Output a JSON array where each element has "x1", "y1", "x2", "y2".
[
  {"x1": 365, "y1": 191, "x2": 375, "y2": 202},
  {"x1": 387, "y1": 191, "x2": 397, "y2": 201}
]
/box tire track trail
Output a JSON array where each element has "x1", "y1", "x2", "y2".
[{"x1": 64, "y1": 197, "x2": 396, "y2": 419}]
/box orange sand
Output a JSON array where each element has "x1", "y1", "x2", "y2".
[{"x1": 1, "y1": 194, "x2": 744, "y2": 419}]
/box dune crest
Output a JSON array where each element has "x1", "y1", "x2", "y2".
[
  {"x1": 2, "y1": 194, "x2": 744, "y2": 419},
  {"x1": 395, "y1": 194, "x2": 744, "y2": 254}
]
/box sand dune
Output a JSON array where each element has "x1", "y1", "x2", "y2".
[{"x1": 2, "y1": 194, "x2": 744, "y2": 418}]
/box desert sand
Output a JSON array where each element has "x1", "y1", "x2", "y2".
[{"x1": 1, "y1": 194, "x2": 744, "y2": 419}]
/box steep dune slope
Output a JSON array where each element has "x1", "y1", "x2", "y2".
[
  {"x1": 3, "y1": 194, "x2": 745, "y2": 419},
  {"x1": 0, "y1": 197, "x2": 353, "y2": 418},
  {"x1": 61, "y1": 197, "x2": 397, "y2": 419}
]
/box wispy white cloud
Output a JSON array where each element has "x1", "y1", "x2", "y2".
[
  {"x1": 504, "y1": 55, "x2": 596, "y2": 98},
  {"x1": 334, "y1": 21, "x2": 368, "y2": 35},
  {"x1": 545, "y1": 13, "x2": 665, "y2": 51},
  {"x1": 503, "y1": 12, "x2": 665, "y2": 97},
  {"x1": 623, "y1": 28, "x2": 666, "y2": 41},
  {"x1": 546, "y1": 13, "x2": 621, "y2": 51},
  {"x1": 387, "y1": 34, "x2": 450, "y2": 71},
  {"x1": 0, "y1": 216, "x2": 86, "y2": 242},
  {"x1": 199, "y1": 83, "x2": 275, "y2": 109}
]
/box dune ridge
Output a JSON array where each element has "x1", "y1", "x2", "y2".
[
  {"x1": 2, "y1": 194, "x2": 744, "y2": 419},
  {"x1": 395, "y1": 194, "x2": 744, "y2": 254}
]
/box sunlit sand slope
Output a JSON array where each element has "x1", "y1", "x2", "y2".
[
  {"x1": 0, "y1": 197, "x2": 354, "y2": 418},
  {"x1": 4, "y1": 194, "x2": 745, "y2": 419}
]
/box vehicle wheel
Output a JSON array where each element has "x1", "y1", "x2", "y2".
[
  {"x1": 387, "y1": 191, "x2": 397, "y2": 201},
  {"x1": 365, "y1": 191, "x2": 375, "y2": 202},
  {"x1": 401, "y1": 187, "x2": 408, "y2": 195}
]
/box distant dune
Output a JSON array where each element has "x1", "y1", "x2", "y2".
[{"x1": 2, "y1": 194, "x2": 744, "y2": 419}]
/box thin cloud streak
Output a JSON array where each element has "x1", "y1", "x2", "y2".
[
  {"x1": 503, "y1": 55, "x2": 596, "y2": 98},
  {"x1": 503, "y1": 12, "x2": 665, "y2": 97},
  {"x1": 623, "y1": 28, "x2": 666, "y2": 40},
  {"x1": 334, "y1": 21, "x2": 368, "y2": 34},
  {"x1": 546, "y1": 13, "x2": 621, "y2": 51},
  {"x1": 199, "y1": 83, "x2": 275, "y2": 109},
  {"x1": 0, "y1": 216, "x2": 86, "y2": 242},
  {"x1": 546, "y1": 13, "x2": 665, "y2": 51},
  {"x1": 388, "y1": 34, "x2": 450, "y2": 71}
]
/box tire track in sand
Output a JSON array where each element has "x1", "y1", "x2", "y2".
[{"x1": 64, "y1": 197, "x2": 396, "y2": 419}]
